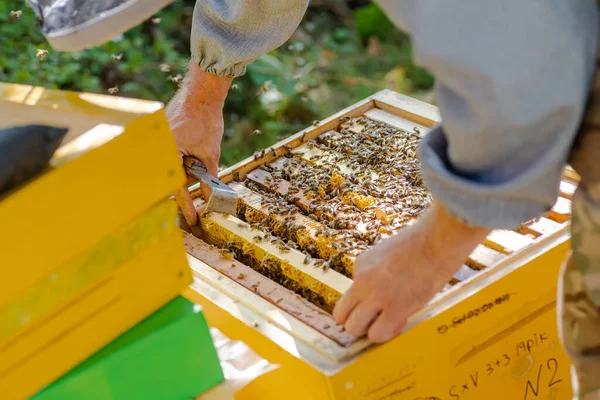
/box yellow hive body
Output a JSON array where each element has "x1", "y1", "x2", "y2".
[
  {"x1": 182, "y1": 90, "x2": 578, "y2": 400},
  {"x1": 0, "y1": 83, "x2": 192, "y2": 399}
]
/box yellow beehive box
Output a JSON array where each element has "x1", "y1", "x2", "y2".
[
  {"x1": 0, "y1": 84, "x2": 192, "y2": 399},
  {"x1": 182, "y1": 90, "x2": 578, "y2": 400},
  {"x1": 0, "y1": 83, "x2": 185, "y2": 306},
  {"x1": 186, "y1": 233, "x2": 571, "y2": 400}
]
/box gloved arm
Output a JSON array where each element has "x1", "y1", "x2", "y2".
[
  {"x1": 376, "y1": 0, "x2": 598, "y2": 229},
  {"x1": 191, "y1": 0, "x2": 310, "y2": 77}
]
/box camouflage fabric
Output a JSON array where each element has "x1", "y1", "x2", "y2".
[
  {"x1": 559, "y1": 194, "x2": 600, "y2": 397},
  {"x1": 561, "y1": 5, "x2": 600, "y2": 396}
]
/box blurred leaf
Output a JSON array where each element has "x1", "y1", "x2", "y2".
[{"x1": 354, "y1": 4, "x2": 395, "y2": 43}]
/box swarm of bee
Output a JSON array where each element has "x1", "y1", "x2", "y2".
[{"x1": 215, "y1": 116, "x2": 431, "y2": 292}]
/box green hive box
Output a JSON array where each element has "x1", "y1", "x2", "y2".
[{"x1": 33, "y1": 296, "x2": 224, "y2": 400}]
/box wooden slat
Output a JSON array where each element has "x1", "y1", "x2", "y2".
[
  {"x1": 371, "y1": 90, "x2": 441, "y2": 128},
  {"x1": 466, "y1": 244, "x2": 506, "y2": 270},
  {"x1": 520, "y1": 217, "x2": 564, "y2": 237},
  {"x1": 560, "y1": 180, "x2": 578, "y2": 200},
  {"x1": 247, "y1": 168, "x2": 310, "y2": 212},
  {"x1": 547, "y1": 196, "x2": 571, "y2": 223},
  {"x1": 194, "y1": 204, "x2": 353, "y2": 312},
  {"x1": 563, "y1": 166, "x2": 581, "y2": 183},
  {"x1": 230, "y1": 181, "x2": 360, "y2": 275},
  {"x1": 450, "y1": 265, "x2": 479, "y2": 285},
  {"x1": 484, "y1": 230, "x2": 535, "y2": 254},
  {"x1": 183, "y1": 232, "x2": 357, "y2": 346},
  {"x1": 363, "y1": 108, "x2": 429, "y2": 135}
]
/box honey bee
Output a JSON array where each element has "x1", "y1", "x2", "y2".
[
  {"x1": 169, "y1": 74, "x2": 183, "y2": 83},
  {"x1": 36, "y1": 49, "x2": 49, "y2": 60},
  {"x1": 259, "y1": 80, "x2": 272, "y2": 94}
]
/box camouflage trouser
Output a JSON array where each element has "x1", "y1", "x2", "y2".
[{"x1": 559, "y1": 185, "x2": 600, "y2": 399}]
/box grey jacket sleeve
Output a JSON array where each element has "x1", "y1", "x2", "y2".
[
  {"x1": 376, "y1": 0, "x2": 598, "y2": 229},
  {"x1": 191, "y1": 0, "x2": 309, "y2": 77}
]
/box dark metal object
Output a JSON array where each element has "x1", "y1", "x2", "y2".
[{"x1": 183, "y1": 155, "x2": 238, "y2": 215}]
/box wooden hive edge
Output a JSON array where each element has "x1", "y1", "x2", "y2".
[
  {"x1": 186, "y1": 254, "x2": 371, "y2": 364},
  {"x1": 401, "y1": 223, "x2": 571, "y2": 335},
  {"x1": 183, "y1": 232, "x2": 358, "y2": 347}
]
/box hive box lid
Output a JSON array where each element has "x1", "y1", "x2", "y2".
[{"x1": 0, "y1": 83, "x2": 185, "y2": 309}]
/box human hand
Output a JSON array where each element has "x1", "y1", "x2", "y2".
[
  {"x1": 166, "y1": 61, "x2": 233, "y2": 226},
  {"x1": 333, "y1": 203, "x2": 490, "y2": 343}
]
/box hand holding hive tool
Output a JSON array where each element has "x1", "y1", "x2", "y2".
[{"x1": 182, "y1": 155, "x2": 238, "y2": 216}]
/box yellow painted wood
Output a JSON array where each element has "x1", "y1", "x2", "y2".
[
  {"x1": 330, "y1": 235, "x2": 572, "y2": 400},
  {"x1": 188, "y1": 233, "x2": 572, "y2": 400},
  {"x1": 0, "y1": 96, "x2": 184, "y2": 310},
  {"x1": 0, "y1": 200, "x2": 180, "y2": 356},
  {"x1": 0, "y1": 83, "x2": 163, "y2": 144},
  {"x1": 0, "y1": 230, "x2": 191, "y2": 400},
  {"x1": 0, "y1": 84, "x2": 191, "y2": 399},
  {"x1": 484, "y1": 230, "x2": 535, "y2": 254},
  {"x1": 467, "y1": 245, "x2": 506, "y2": 270}
]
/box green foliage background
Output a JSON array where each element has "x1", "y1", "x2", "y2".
[{"x1": 0, "y1": 0, "x2": 434, "y2": 167}]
